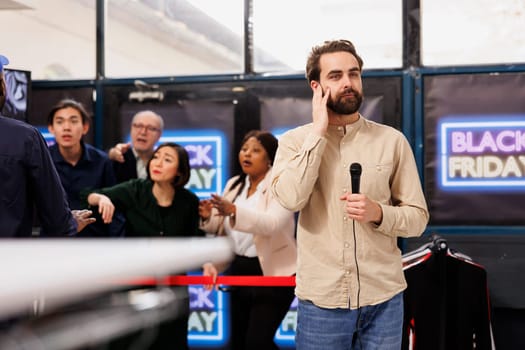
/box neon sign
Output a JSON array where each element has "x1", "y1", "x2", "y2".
[
  {"x1": 438, "y1": 117, "x2": 525, "y2": 190},
  {"x1": 274, "y1": 297, "x2": 298, "y2": 347},
  {"x1": 159, "y1": 129, "x2": 228, "y2": 199},
  {"x1": 188, "y1": 283, "x2": 229, "y2": 347},
  {"x1": 38, "y1": 127, "x2": 55, "y2": 146}
]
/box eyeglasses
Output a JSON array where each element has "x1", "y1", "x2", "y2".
[{"x1": 132, "y1": 123, "x2": 161, "y2": 133}]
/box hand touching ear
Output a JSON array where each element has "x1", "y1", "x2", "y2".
[{"x1": 311, "y1": 80, "x2": 329, "y2": 136}]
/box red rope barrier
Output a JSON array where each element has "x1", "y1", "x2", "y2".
[{"x1": 124, "y1": 275, "x2": 296, "y2": 287}]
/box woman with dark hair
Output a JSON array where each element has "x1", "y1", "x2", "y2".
[
  {"x1": 199, "y1": 130, "x2": 297, "y2": 350},
  {"x1": 87, "y1": 142, "x2": 199, "y2": 238},
  {"x1": 87, "y1": 142, "x2": 202, "y2": 349}
]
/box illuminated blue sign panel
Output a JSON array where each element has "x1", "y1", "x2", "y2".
[
  {"x1": 159, "y1": 129, "x2": 228, "y2": 199},
  {"x1": 188, "y1": 284, "x2": 229, "y2": 347},
  {"x1": 188, "y1": 286, "x2": 297, "y2": 348},
  {"x1": 438, "y1": 117, "x2": 525, "y2": 190},
  {"x1": 38, "y1": 127, "x2": 55, "y2": 146},
  {"x1": 274, "y1": 297, "x2": 298, "y2": 347}
]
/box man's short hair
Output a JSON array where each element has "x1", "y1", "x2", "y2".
[{"x1": 306, "y1": 39, "x2": 364, "y2": 83}]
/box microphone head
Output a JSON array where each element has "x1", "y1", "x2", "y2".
[{"x1": 350, "y1": 163, "x2": 362, "y2": 176}]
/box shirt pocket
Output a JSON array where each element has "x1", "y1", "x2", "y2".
[{"x1": 361, "y1": 162, "x2": 393, "y2": 201}]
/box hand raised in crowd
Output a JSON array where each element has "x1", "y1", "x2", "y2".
[
  {"x1": 202, "y1": 262, "x2": 219, "y2": 291},
  {"x1": 72, "y1": 209, "x2": 96, "y2": 232},
  {"x1": 210, "y1": 194, "x2": 236, "y2": 217},
  {"x1": 199, "y1": 199, "x2": 213, "y2": 221},
  {"x1": 108, "y1": 142, "x2": 131, "y2": 163}
]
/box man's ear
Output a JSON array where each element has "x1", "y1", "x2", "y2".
[
  {"x1": 310, "y1": 80, "x2": 325, "y2": 97},
  {"x1": 82, "y1": 123, "x2": 90, "y2": 135}
]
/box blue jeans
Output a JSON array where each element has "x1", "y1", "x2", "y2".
[{"x1": 296, "y1": 292, "x2": 403, "y2": 350}]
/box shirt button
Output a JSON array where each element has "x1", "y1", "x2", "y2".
[
  {"x1": 343, "y1": 216, "x2": 347, "y2": 221},
  {"x1": 346, "y1": 270, "x2": 351, "y2": 275},
  {"x1": 343, "y1": 188, "x2": 347, "y2": 193},
  {"x1": 376, "y1": 165, "x2": 381, "y2": 171},
  {"x1": 344, "y1": 242, "x2": 350, "y2": 248}
]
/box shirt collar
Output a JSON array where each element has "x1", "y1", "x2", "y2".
[
  {"x1": 131, "y1": 147, "x2": 139, "y2": 159},
  {"x1": 49, "y1": 141, "x2": 90, "y2": 164}
]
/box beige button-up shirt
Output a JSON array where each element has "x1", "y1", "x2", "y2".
[{"x1": 271, "y1": 116, "x2": 429, "y2": 309}]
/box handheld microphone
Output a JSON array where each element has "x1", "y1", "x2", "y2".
[{"x1": 350, "y1": 163, "x2": 362, "y2": 194}]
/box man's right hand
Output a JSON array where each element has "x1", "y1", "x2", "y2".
[
  {"x1": 108, "y1": 143, "x2": 131, "y2": 163},
  {"x1": 311, "y1": 81, "x2": 329, "y2": 136},
  {"x1": 72, "y1": 209, "x2": 96, "y2": 232}
]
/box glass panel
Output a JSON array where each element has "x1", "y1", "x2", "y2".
[
  {"x1": 106, "y1": 0, "x2": 244, "y2": 78},
  {"x1": 421, "y1": 0, "x2": 525, "y2": 66},
  {"x1": 253, "y1": 0, "x2": 403, "y2": 73},
  {"x1": 0, "y1": 0, "x2": 96, "y2": 80}
]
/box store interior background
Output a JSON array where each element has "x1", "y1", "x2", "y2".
[{"x1": 1, "y1": 0, "x2": 525, "y2": 349}]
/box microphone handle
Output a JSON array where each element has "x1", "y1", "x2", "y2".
[{"x1": 351, "y1": 177, "x2": 360, "y2": 194}]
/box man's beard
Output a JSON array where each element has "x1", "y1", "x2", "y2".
[{"x1": 327, "y1": 88, "x2": 363, "y2": 115}]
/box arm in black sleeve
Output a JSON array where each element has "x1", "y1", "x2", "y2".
[
  {"x1": 95, "y1": 179, "x2": 139, "y2": 213},
  {"x1": 102, "y1": 158, "x2": 126, "y2": 237}
]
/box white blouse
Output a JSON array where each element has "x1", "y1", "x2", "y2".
[{"x1": 224, "y1": 178, "x2": 260, "y2": 257}]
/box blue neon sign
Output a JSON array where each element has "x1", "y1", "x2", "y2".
[
  {"x1": 188, "y1": 284, "x2": 230, "y2": 347},
  {"x1": 158, "y1": 129, "x2": 228, "y2": 199}
]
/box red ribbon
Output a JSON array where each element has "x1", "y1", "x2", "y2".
[{"x1": 123, "y1": 275, "x2": 296, "y2": 287}]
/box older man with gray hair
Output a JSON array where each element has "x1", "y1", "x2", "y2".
[{"x1": 108, "y1": 110, "x2": 164, "y2": 183}]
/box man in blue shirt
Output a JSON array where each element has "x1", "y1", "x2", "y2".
[
  {"x1": 0, "y1": 54, "x2": 94, "y2": 236},
  {"x1": 46, "y1": 98, "x2": 125, "y2": 237}
]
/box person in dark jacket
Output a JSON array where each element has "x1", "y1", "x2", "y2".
[
  {"x1": 108, "y1": 110, "x2": 164, "y2": 183},
  {"x1": 0, "y1": 54, "x2": 94, "y2": 237}
]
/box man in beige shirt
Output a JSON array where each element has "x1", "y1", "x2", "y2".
[{"x1": 271, "y1": 40, "x2": 429, "y2": 349}]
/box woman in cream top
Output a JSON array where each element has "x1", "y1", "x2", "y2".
[{"x1": 200, "y1": 130, "x2": 296, "y2": 350}]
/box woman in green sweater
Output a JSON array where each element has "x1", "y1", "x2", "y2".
[
  {"x1": 87, "y1": 141, "x2": 202, "y2": 349},
  {"x1": 88, "y1": 142, "x2": 201, "y2": 238}
]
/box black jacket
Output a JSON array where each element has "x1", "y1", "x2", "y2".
[
  {"x1": 112, "y1": 147, "x2": 138, "y2": 183},
  {"x1": 402, "y1": 239, "x2": 493, "y2": 350},
  {"x1": 0, "y1": 116, "x2": 76, "y2": 236}
]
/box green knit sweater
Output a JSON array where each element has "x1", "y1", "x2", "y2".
[{"x1": 95, "y1": 179, "x2": 203, "y2": 238}]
